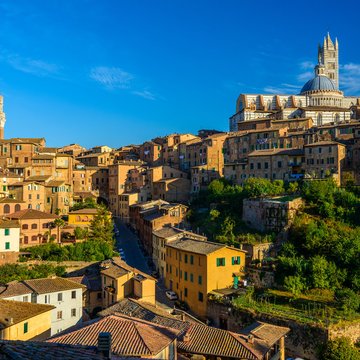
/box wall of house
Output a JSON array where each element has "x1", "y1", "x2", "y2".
[{"x1": 1, "y1": 311, "x2": 52, "y2": 341}]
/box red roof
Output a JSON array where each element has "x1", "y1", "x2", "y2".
[{"x1": 7, "y1": 209, "x2": 59, "y2": 220}]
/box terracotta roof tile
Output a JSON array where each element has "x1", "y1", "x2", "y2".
[
  {"x1": 23, "y1": 277, "x2": 85, "y2": 294},
  {"x1": 0, "y1": 340, "x2": 105, "y2": 360},
  {"x1": 47, "y1": 315, "x2": 179, "y2": 357},
  {"x1": 0, "y1": 282, "x2": 32, "y2": 299},
  {"x1": 7, "y1": 209, "x2": 59, "y2": 220}
]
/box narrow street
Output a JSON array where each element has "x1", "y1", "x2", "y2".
[{"x1": 113, "y1": 218, "x2": 174, "y2": 310}]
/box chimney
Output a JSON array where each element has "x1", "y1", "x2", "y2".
[
  {"x1": 98, "y1": 332, "x2": 111, "y2": 359},
  {"x1": 247, "y1": 334, "x2": 254, "y2": 344}
]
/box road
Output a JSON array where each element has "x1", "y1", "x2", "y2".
[
  {"x1": 113, "y1": 218, "x2": 150, "y2": 274},
  {"x1": 113, "y1": 218, "x2": 174, "y2": 310}
]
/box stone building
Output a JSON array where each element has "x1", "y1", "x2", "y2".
[
  {"x1": 230, "y1": 34, "x2": 359, "y2": 132},
  {"x1": 242, "y1": 197, "x2": 303, "y2": 233}
]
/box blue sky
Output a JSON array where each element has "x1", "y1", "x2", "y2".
[{"x1": 0, "y1": 0, "x2": 359, "y2": 148}]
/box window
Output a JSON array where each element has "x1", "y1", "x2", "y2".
[
  {"x1": 198, "y1": 292, "x2": 203, "y2": 302},
  {"x1": 71, "y1": 308, "x2": 76, "y2": 317},
  {"x1": 5, "y1": 242, "x2": 10, "y2": 250},
  {"x1": 97, "y1": 292, "x2": 102, "y2": 299},
  {"x1": 198, "y1": 275, "x2": 202, "y2": 285},
  {"x1": 184, "y1": 271, "x2": 188, "y2": 281},
  {"x1": 23, "y1": 322, "x2": 28, "y2": 333},
  {"x1": 4, "y1": 228, "x2": 10, "y2": 236},
  {"x1": 58, "y1": 293, "x2": 63, "y2": 301},
  {"x1": 23, "y1": 296, "x2": 29, "y2": 302},
  {"x1": 184, "y1": 288, "x2": 188, "y2": 297},
  {"x1": 190, "y1": 255, "x2": 194, "y2": 265},
  {"x1": 216, "y1": 258, "x2": 225, "y2": 267},
  {"x1": 277, "y1": 161, "x2": 282, "y2": 168},
  {"x1": 184, "y1": 254, "x2": 188, "y2": 263},
  {"x1": 71, "y1": 290, "x2": 76, "y2": 299},
  {"x1": 190, "y1": 273, "x2": 194, "y2": 282},
  {"x1": 3, "y1": 204, "x2": 10, "y2": 214},
  {"x1": 232, "y1": 256, "x2": 241, "y2": 265},
  {"x1": 15, "y1": 145, "x2": 22, "y2": 151},
  {"x1": 31, "y1": 224, "x2": 37, "y2": 229},
  {"x1": 319, "y1": 147, "x2": 322, "y2": 154},
  {"x1": 57, "y1": 311, "x2": 62, "y2": 319}
]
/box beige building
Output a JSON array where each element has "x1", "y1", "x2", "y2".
[
  {"x1": 0, "y1": 299, "x2": 54, "y2": 341},
  {"x1": 304, "y1": 141, "x2": 346, "y2": 184},
  {"x1": 108, "y1": 161, "x2": 144, "y2": 216},
  {"x1": 101, "y1": 258, "x2": 156, "y2": 307}
]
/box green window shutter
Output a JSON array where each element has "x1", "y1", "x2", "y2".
[
  {"x1": 24, "y1": 322, "x2": 28, "y2": 333},
  {"x1": 231, "y1": 257, "x2": 234, "y2": 265},
  {"x1": 238, "y1": 256, "x2": 241, "y2": 264},
  {"x1": 5, "y1": 242, "x2": 10, "y2": 250},
  {"x1": 5, "y1": 229, "x2": 10, "y2": 236},
  {"x1": 216, "y1": 258, "x2": 219, "y2": 267},
  {"x1": 198, "y1": 275, "x2": 202, "y2": 285}
]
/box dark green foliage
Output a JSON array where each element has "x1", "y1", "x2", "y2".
[
  {"x1": 23, "y1": 241, "x2": 115, "y2": 262},
  {"x1": 320, "y1": 337, "x2": 360, "y2": 360},
  {"x1": 70, "y1": 197, "x2": 97, "y2": 211},
  {"x1": 189, "y1": 178, "x2": 287, "y2": 244},
  {"x1": 0, "y1": 263, "x2": 66, "y2": 283},
  {"x1": 335, "y1": 288, "x2": 360, "y2": 314}
]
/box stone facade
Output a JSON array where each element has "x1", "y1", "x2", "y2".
[{"x1": 242, "y1": 197, "x2": 303, "y2": 233}]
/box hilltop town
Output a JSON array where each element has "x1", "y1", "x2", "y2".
[{"x1": 0, "y1": 34, "x2": 359, "y2": 360}]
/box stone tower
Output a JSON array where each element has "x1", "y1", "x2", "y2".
[
  {"x1": 0, "y1": 96, "x2": 5, "y2": 139},
  {"x1": 318, "y1": 33, "x2": 339, "y2": 89}
]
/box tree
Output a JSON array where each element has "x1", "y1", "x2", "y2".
[
  {"x1": 74, "y1": 226, "x2": 88, "y2": 240},
  {"x1": 284, "y1": 275, "x2": 306, "y2": 297},
  {"x1": 70, "y1": 197, "x2": 97, "y2": 211},
  {"x1": 320, "y1": 337, "x2": 360, "y2": 360},
  {"x1": 53, "y1": 218, "x2": 65, "y2": 244},
  {"x1": 89, "y1": 205, "x2": 114, "y2": 243},
  {"x1": 335, "y1": 288, "x2": 360, "y2": 314}
]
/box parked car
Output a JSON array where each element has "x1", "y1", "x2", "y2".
[
  {"x1": 165, "y1": 290, "x2": 178, "y2": 301},
  {"x1": 175, "y1": 300, "x2": 189, "y2": 311}
]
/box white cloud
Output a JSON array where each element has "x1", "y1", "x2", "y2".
[
  {"x1": 300, "y1": 61, "x2": 315, "y2": 70},
  {"x1": 89, "y1": 66, "x2": 134, "y2": 89},
  {"x1": 297, "y1": 71, "x2": 313, "y2": 82},
  {"x1": 263, "y1": 83, "x2": 301, "y2": 94},
  {"x1": 340, "y1": 63, "x2": 360, "y2": 94},
  {"x1": 132, "y1": 90, "x2": 156, "y2": 100},
  {"x1": 0, "y1": 52, "x2": 59, "y2": 77}
]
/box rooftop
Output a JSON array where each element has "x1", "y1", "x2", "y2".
[
  {"x1": 47, "y1": 315, "x2": 180, "y2": 357},
  {"x1": 7, "y1": 209, "x2": 59, "y2": 220},
  {"x1": 0, "y1": 299, "x2": 54, "y2": 328},
  {"x1": 0, "y1": 340, "x2": 106, "y2": 360},
  {"x1": 0, "y1": 282, "x2": 32, "y2": 299},
  {"x1": 69, "y1": 208, "x2": 98, "y2": 215},
  {"x1": 166, "y1": 238, "x2": 229, "y2": 255},
  {"x1": 23, "y1": 277, "x2": 84, "y2": 294}
]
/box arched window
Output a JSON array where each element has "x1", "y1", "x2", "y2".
[
  {"x1": 31, "y1": 235, "x2": 37, "y2": 242},
  {"x1": 15, "y1": 204, "x2": 21, "y2": 212},
  {"x1": 3, "y1": 204, "x2": 10, "y2": 214},
  {"x1": 22, "y1": 224, "x2": 28, "y2": 230},
  {"x1": 317, "y1": 113, "x2": 323, "y2": 126},
  {"x1": 31, "y1": 224, "x2": 37, "y2": 229}
]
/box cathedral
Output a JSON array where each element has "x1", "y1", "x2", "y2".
[{"x1": 229, "y1": 33, "x2": 360, "y2": 132}]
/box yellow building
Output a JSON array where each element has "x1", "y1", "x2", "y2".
[
  {"x1": 68, "y1": 208, "x2": 99, "y2": 226},
  {"x1": 101, "y1": 258, "x2": 156, "y2": 307},
  {"x1": 0, "y1": 299, "x2": 54, "y2": 341},
  {"x1": 165, "y1": 238, "x2": 246, "y2": 319}
]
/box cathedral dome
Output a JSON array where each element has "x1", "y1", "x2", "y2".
[{"x1": 300, "y1": 75, "x2": 337, "y2": 94}]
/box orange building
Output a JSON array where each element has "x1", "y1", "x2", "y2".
[{"x1": 7, "y1": 209, "x2": 59, "y2": 247}]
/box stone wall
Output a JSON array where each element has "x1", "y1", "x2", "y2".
[
  {"x1": 246, "y1": 267, "x2": 275, "y2": 288},
  {"x1": 242, "y1": 197, "x2": 303, "y2": 232},
  {"x1": 207, "y1": 300, "x2": 325, "y2": 360},
  {"x1": 328, "y1": 321, "x2": 360, "y2": 344},
  {"x1": 0, "y1": 251, "x2": 19, "y2": 265}
]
